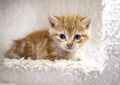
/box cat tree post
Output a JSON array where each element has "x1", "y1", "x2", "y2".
[
  {"x1": 101, "y1": 0, "x2": 120, "y2": 84},
  {"x1": 102, "y1": 0, "x2": 120, "y2": 55}
]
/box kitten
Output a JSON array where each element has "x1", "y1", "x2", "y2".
[{"x1": 5, "y1": 14, "x2": 92, "y2": 61}]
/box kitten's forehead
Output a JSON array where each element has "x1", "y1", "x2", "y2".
[
  {"x1": 58, "y1": 15, "x2": 85, "y2": 34},
  {"x1": 60, "y1": 15, "x2": 83, "y2": 26}
]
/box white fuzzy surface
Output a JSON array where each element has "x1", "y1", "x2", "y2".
[{"x1": 4, "y1": 58, "x2": 105, "y2": 74}]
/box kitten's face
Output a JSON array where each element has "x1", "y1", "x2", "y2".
[{"x1": 48, "y1": 15, "x2": 91, "y2": 52}]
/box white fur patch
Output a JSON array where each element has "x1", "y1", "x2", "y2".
[
  {"x1": 71, "y1": 47, "x2": 84, "y2": 60},
  {"x1": 12, "y1": 53, "x2": 20, "y2": 59},
  {"x1": 20, "y1": 42, "x2": 26, "y2": 53}
]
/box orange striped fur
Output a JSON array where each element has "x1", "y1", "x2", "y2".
[{"x1": 5, "y1": 14, "x2": 92, "y2": 60}]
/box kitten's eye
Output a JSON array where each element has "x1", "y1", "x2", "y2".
[
  {"x1": 74, "y1": 34, "x2": 81, "y2": 40},
  {"x1": 59, "y1": 34, "x2": 66, "y2": 39}
]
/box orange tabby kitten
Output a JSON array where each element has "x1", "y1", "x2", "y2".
[{"x1": 5, "y1": 14, "x2": 92, "y2": 61}]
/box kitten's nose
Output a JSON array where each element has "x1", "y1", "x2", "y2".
[{"x1": 67, "y1": 43, "x2": 73, "y2": 48}]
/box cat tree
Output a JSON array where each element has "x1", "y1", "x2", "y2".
[{"x1": 0, "y1": 0, "x2": 120, "y2": 85}]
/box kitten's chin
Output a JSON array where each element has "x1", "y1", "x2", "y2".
[
  {"x1": 65, "y1": 49, "x2": 74, "y2": 52},
  {"x1": 62, "y1": 47, "x2": 75, "y2": 52}
]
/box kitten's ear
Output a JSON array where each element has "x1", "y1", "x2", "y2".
[
  {"x1": 48, "y1": 14, "x2": 59, "y2": 28},
  {"x1": 82, "y1": 15, "x2": 92, "y2": 29}
]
